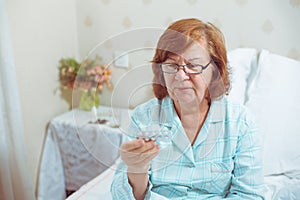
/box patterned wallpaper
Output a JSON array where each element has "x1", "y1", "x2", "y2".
[
  {"x1": 76, "y1": 0, "x2": 300, "y2": 60},
  {"x1": 75, "y1": 0, "x2": 300, "y2": 107}
]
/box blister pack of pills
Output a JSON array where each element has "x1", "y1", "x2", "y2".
[{"x1": 137, "y1": 124, "x2": 171, "y2": 142}]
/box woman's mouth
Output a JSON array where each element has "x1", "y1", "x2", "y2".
[{"x1": 175, "y1": 87, "x2": 193, "y2": 91}]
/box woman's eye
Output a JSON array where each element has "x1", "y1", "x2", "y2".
[
  {"x1": 187, "y1": 64, "x2": 198, "y2": 68},
  {"x1": 168, "y1": 64, "x2": 178, "y2": 68}
]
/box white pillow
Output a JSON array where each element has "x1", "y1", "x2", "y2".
[
  {"x1": 227, "y1": 48, "x2": 258, "y2": 105},
  {"x1": 245, "y1": 50, "x2": 300, "y2": 175}
]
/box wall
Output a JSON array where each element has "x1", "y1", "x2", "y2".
[
  {"x1": 76, "y1": 0, "x2": 300, "y2": 58},
  {"x1": 7, "y1": 0, "x2": 79, "y2": 191},
  {"x1": 75, "y1": 0, "x2": 300, "y2": 107}
]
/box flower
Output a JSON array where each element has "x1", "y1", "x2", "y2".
[
  {"x1": 58, "y1": 56, "x2": 112, "y2": 110},
  {"x1": 58, "y1": 56, "x2": 112, "y2": 93}
]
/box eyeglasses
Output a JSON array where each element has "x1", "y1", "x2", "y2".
[{"x1": 160, "y1": 59, "x2": 212, "y2": 74}]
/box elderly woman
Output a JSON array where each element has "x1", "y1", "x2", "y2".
[{"x1": 111, "y1": 18, "x2": 265, "y2": 200}]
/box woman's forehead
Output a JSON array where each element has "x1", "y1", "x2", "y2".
[{"x1": 167, "y1": 43, "x2": 210, "y2": 61}]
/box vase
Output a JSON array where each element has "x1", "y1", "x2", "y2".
[{"x1": 79, "y1": 90, "x2": 99, "y2": 111}]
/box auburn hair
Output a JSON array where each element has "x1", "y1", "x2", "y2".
[{"x1": 152, "y1": 18, "x2": 230, "y2": 100}]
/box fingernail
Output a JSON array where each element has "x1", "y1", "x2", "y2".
[{"x1": 139, "y1": 139, "x2": 144, "y2": 145}]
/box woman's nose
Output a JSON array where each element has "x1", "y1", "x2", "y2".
[{"x1": 175, "y1": 67, "x2": 189, "y2": 80}]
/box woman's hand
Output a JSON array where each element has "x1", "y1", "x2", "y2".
[
  {"x1": 120, "y1": 139, "x2": 160, "y2": 174},
  {"x1": 120, "y1": 139, "x2": 160, "y2": 199}
]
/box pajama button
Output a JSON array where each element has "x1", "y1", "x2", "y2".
[{"x1": 187, "y1": 163, "x2": 194, "y2": 168}]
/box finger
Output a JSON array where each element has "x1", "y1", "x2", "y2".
[
  {"x1": 139, "y1": 144, "x2": 160, "y2": 160},
  {"x1": 130, "y1": 144, "x2": 160, "y2": 164},
  {"x1": 140, "y1": 144, "x2": 159, "y2": 159},
  {"x1": 122, "y1": 145, "x2": 160, "y2": 173},
  {"x1": 121, "y1": 141, "x2": 155, "y2": 160},
  {"x1": 139, "y1": 140, "x2": 157, "y2": 153},
  {"x1": 122, "y1": 144, "x2": 159, "y2": 164},
  {"x1": 125, "y1": 140, "x2": 156, "y2": 155},
  {"x1": 121, "y1": 139, "x2": 144, "y2": 151}
]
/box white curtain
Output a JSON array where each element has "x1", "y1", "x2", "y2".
[{"x1": 0, "y1": 0, "x2": 36, "y2": 199}]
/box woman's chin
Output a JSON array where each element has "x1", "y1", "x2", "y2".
[
  {"x1": 173, "y1": 94, "x2": 197, "y2": 104},
  {"x1": 172, "y1": 90, "x2": 205, "y2": 106}
]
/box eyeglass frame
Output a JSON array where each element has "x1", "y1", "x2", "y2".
[{"x1": 160, "y1": 59, "x2": 213, "y2": 75}]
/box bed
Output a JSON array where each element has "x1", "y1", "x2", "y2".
[{"x1": 66, "y1": 48, "x2": 300, "y2": 200}]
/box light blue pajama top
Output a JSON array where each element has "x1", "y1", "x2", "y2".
[{"x1": 111, "y1": 96, "x2": 265, "y2": 199}]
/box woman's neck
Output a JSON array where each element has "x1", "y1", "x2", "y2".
[
  {"x1": 174, "y1": 98, "x2": 210, "y2": 145},
  {"x1": 174, "y1": 98, "x2": 210, "y2": 118}
]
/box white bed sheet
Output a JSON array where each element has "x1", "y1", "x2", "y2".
[
  {"x1": 66, "y1": 161, "x2": 115, "y2": 200},
  {"x1": 264, "y1": 171, "x2": 300, "y2": 200},
  {"x1": 67, "y1": 161, "x2": 300, "y2": 200}
]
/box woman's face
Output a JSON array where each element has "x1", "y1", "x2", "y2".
[{"x1": 163, "y1": 41, "x2": 213, "y2": 105}]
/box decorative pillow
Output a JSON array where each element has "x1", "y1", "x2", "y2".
[
  {"x1": 245, "y1": 50, "x2": 300, "y2": 175},
  {"x1": 227, "y1": 48, "x2": 258, "y2": 105}
]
